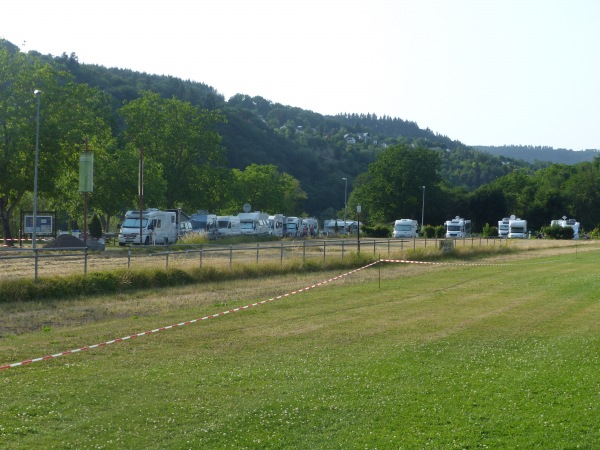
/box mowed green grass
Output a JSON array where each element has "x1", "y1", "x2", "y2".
[{"x1": 1, "y1": 250, "x2": 599, "y2": 448}]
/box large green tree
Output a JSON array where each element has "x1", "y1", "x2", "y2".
[
  {"x1": 119, "y1": 91, "x2": 227, "y2": 211},
  {"x1": 350, "y1": 143, "x2": 441, "y2": 224},
  {"x1": 227, "y1": 164, "x2": 307, "y2": 215},
  {"x1": 0, "y1": 44, "x2": 114, "y2": 242}
]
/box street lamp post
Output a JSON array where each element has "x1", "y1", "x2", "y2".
[
  {"x1": 32, "y1": 89, "x2": 42, "y2": 250},
  {"x1": 342, "y1": 177, "x2": 348, "y2": 234},
  {"x1": 421, "y1": 185, "x2": 425, "y2": 236},
  {"x1": 357, "y1": 204, "x2": 361, "y2": 254}
]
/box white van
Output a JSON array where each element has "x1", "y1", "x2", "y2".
[
  {"x1": 393, "y1": 219, "x2": 419, "y2": 238},
  {"x1": 268, "y1": 214, "x2": 286, "y2": 237},
  {"x1": 217, "y1": 216, "x2": 241, "y2": 237},
  {"x1": 118, "y1": 209, "x2": 178, "y2": 245},
  {"x1": 238, "y1": 212, "x2": 270, "y2": 236}
]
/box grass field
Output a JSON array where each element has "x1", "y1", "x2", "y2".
[{"x1": 1, "y1": 245, "x2": 599, "y2": 448}]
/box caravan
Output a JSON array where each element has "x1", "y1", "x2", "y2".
[
  {"x1": 118, "y1": 209, "x2": 178, "y2": 245},
  {"x1": 238, "y1": 212, "x2": 270, "y2": 236},
  {"x1": 498, "y1": 217, "x2": 510, "y2": 238},
  {"x1": 508, "y1": 216, "x2": 528, "y2": 238},
  {"x1": 217, "y1": 216, "x2": 241, "y2": 237},
  {"x1": 550, "y1": 217, "x2": 580, "y2": 239},
  {"x1": 445, "y1": 216, "x2": 472, "y2": 238},
  {"x1": 393, "y1": 219, "x2": 419, "y2": 238},
  {"x1": 284, "y1": 217, "x2": 302, "y2": 237},
  {"x1": 301, "y1": 217, "x2": 319, "y2": 237},
  {"x1": 268, "y1": 214, "x2": 286, "y2": 237},
  {"x1": 190, "y1": 211, "x2": 219, "y2": 239}
]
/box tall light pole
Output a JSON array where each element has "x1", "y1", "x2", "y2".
[
  {"x1": 32, "y1": 89, "x2": 42, "y2": 249},
  {"x1": 342, "y1": 177, "x2": 348, "y2": 234},
  {"x1": 421, "y1": 185, "x2": 425, "y2": 236}
]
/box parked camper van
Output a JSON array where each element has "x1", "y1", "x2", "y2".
[
  {"x1": 238, "y1": 212, "x2": 270, "y2": 236},
  {"x1": 445, "y1": 216, "x2": 472, "y2": 238},
  {"x1": 118, "y1": 209, "x2": 178, "y2": 246},
  {"x1": 393, "y1": 219, "x2": 419, "y2": 238},
  {"x1": 190, "y1": 211, "x2": 218, "y2": 239},
  {"x1": 268, "y1": 214, "x2": 286, "y2": 237},
  {"x1": 301, "y1": 217, "x2": 319, "y2": 237},
  {"x1": 217, "y1": 216, "x2": 241, "y2": 237},
  {"x1": 498, "y1": 217, "x2": 510, "y2": 238},
  {"x1": 284, "y1": 217, "x2": 302, "y2": 237},
  {"x1": 550, "y1": 217, "x2": 580, "y2": 239},
  {"x1": 508, "y1": 216, "x2": 528, "y2": 238}
]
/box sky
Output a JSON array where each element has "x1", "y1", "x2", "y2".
[{"x1": 2, "y1": 0, "x2": 599, "y2": 150}]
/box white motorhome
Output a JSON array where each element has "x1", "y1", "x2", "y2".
[
  {"x1": 118, "y1": 209, "x2": 178, "y2": 246},
  {"x1": 498, "y1": 217, "x2": 510, "y2": 238},
  {"x1": 551, "y1": 216, "x2": 580, "y2": 239},
  {"x1": 445, "y1": 216, "x2": 472, "y2": 238},
  {"x1": 238, "y1": 212, "x2": 270, "y2": 236},
  {"x1": 268, "y1": 214, "x2": 286, "y2": 237},
  {"x1": 393, "y1": 219, "x2": 419, "y2": 238},
  {"x1": 284, "y1": 217, "x2": 302, "y2": 237},
  {"x1": 301, "y1": 217, "x2": 319, "y2": 237},
  {"x1": 508, "y1": 216, "x2": 528, "y2": 238},
  {"x1": 217, "y1": 215, "x2": 241, "y2": 237},
  {"x1": 190, "y1": 211, "x2": 219, "y2": 239}
]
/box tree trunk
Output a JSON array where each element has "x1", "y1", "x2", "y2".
[{"x1": 0, "y1": 197, "x2": 14, "y2": 247}]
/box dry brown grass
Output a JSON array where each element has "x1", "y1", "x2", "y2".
[{"x1": 1, "y1": 238, "x2": 596, "y2": 339}]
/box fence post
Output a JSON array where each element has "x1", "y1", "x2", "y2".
[
  {"x1": 401, "y1": 239, "x2": 404, "y2": 258},
  {"x1": 303, "y1": 240, "x2": 306, "y2": 263},
  {"x1": 127, "y1": 248, "x2": 131, "y2": 270},
  {"x1": 387, "y1": 239, "x2": 390, "y2": 258},
  {"x1": 229, "y1": 245, "x2": 233, "y2": 271},
  {"x1": 34, "y1": 248, "x2": 39, "y2": 283},
  {"x1": 373, "y1": 239, "x2": 376, "y2": 255},
  {"x1": 84, "y1": 247, "x2": 88, "y2": 277},
  {"x1": 256, "y1": 243, "x2": 259, "y2": 263},
  {"x1": 165, "y1": 252, "x2": 169, "y2": 270},
  {"x1": 280, "y1": 241, "x2": 283, "y2": 267},
  {"x1": 342, "y1": 240, "x2": 345, "y2": 259},
  {"x1": 200, "y1": 247, "x2": 203, "y2": 270},
  {"x1": 413, "y1": 238, "x2": 416, "y2": 252},
  {"x1": 323, "y1": 241, "x2": 326, "y2": 262}
]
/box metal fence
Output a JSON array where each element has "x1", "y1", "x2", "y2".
[{"x1": 0, "y1": 236, "x2": 528, "y2": 282}]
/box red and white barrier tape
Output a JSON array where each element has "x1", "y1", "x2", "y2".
[{"x1": 1, "y1": 261, "x2": 380, "y2": 371}]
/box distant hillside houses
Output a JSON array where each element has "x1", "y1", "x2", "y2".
[{"x1": 344, "y1": 132, "x2": 378, "y2": 145}]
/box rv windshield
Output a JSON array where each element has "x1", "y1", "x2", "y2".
[
  {"x1": 447, "y1": 225, "x2": 462, "y2": 231},
  {"x1": 122, "y1": 218, "x2": 148, "y2": 228},
  {"x1": 218, "y1": 220, "x2": 230, "y2": 228},
  {"x1": 395, "y1": 224, "x2": 412, "y2": 231}
]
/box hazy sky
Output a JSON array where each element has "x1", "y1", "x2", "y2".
[{"x1": 2, "y1": 0, "x2": 599, "y2": 150}]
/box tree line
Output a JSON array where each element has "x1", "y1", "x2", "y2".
[{"x1": 3, "y1": 38, "x2": 600, "y2": 242}]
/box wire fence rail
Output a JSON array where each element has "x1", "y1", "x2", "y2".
[{"x1": 0, "y1": 236, "x2": 574, "y2": 282}]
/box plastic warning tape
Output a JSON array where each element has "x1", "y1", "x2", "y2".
[
  {"x1": 381, "y1": 259, "x2": 513, "y2": 266},
  {"x1": 0, "y1": 260, "x2": 380, "y2": 371}
]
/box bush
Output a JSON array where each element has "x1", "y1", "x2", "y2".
[
  {"x1": 481, "y1": 223, "x2": 499, "y2": 238},
  {"x1": 541, "y1": 224, "x2": 574, "y2": 240},
  {"x1": 88, "y1": 214, "x2": 103, "y2": 239},
  {"x1": 423, "y1": 225, "x2": 436, "y2": 238},
  {"x1": 434, "y1": 225, "x2": 446, "y2": 238},
  {"x1": 361, "y1": 224, "x2": 391, "y2": 238}
]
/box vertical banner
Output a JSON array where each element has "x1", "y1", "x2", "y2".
[{"x1": 79, "y1": 152, "x2": 94, "y2": 192}]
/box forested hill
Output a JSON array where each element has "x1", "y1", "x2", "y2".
[
  {"x1": 476, "y1": 145, "x2": 599, "y2": 165},
  {"x1": 7, "y1": 41, "x2": 588, "y2": 216},
  {"x1": 43, "y1": 51, "x2": 548, "y2": 215}
]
